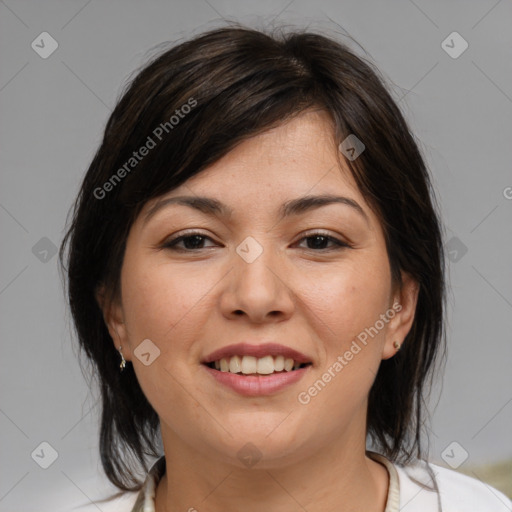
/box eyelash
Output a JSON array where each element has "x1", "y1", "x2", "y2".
[{"x1": 161, "y1": 230, "x2": 351, "y2": 252}]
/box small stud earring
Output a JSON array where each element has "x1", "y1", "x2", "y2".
[
  {"x1": 393, "y1": 341, "x2": 401, "y2": 352},
  {"x1": 118, "y1": 346, "x2": 126, "y2": 372}
]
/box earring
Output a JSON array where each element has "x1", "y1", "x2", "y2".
[
  {"x1": 118, "y1": 346, "x2": 126, "y2": 372},
  {"x1": 393, "y1": 341, "x2": 401, "y2": 352}
]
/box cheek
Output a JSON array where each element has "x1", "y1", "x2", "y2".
[
  {"x1": 121, "y1": 258, "x2": 213, "y2": 343},
  {"x1": 302, "y1": 258, "x2": 391, "y2": 344},
  {"x1": 293, "y1": 264, "x2": 391, "y2": 434},
  {"x1": 119, "y1": 258, "x2": 211, "y2": 421},
  {"x1": 297, "y1": 257, "x2": 391, "y2": 413}
]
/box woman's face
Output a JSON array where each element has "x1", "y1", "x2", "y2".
[{"x1": 103, "y1": 109, "x2": 418, "y2": 468}]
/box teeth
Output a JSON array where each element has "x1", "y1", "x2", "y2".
[
  {"x1": 220, "y1": 358, "x2": 229, "y2": 372},
  {"x1": 211, "y1": 355, "x2": 306, "y2": 375},
  {"x1": 229, "y1": 355, "x2": 242, "y2": 373},
  {"x1": 241, "y1": 356, "x2": 257, "y2": 374},
  {"x1": 257, "y1": 355, "x2": 274, "y2": 375},
  {"x1": 284, "y1": 358, "x2": 294, "y2": 371},
  {"x1": 274, "y1": 355, "x2": 284, "y2": 371}
]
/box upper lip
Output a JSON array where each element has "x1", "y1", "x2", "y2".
[{"x1": 202, "y1": 343, "x2": 312, "y2": 364}]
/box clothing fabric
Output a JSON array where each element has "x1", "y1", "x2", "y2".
[{"x1": 82, "y1": 451, "x2": 512, "y2": 511}]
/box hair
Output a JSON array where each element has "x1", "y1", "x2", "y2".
[{"x1": 59, "y1": 24, "x2": 446, "y2": 492}]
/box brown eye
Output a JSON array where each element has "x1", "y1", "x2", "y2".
[
  {"x1": 163, "y1": 232, "x2": 217, "y2": 251},
  {"x1": 295, "y1": 233, "x2": 350, "y2": 251}
]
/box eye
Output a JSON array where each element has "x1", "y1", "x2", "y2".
[
  {"x1": 295, "y1": 232, "x2": 350, "y2": 251},
  {"x1": 161, "y1": 230, "x2": 351, "y2": 252},
  {"x1": 162, "y1": 232, "x2": 218, "y2": 251}
]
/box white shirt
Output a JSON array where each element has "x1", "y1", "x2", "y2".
[{"x1": 76, "y1": 451, "x2": 512, "y2": 511}]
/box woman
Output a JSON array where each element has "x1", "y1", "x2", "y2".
[{"x1": 60, "y1": 26, "x2": 511, "y2": 512}]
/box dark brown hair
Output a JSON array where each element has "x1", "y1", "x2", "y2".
[{"x1": 59, "y1": 25, "x2": 445, "y2": 491}]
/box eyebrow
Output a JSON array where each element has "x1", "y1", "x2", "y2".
[{"x1": 143, "y1": 194, "x2": 369, "y2": 226}]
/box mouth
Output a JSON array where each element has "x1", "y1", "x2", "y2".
[
  {"x1": 201, "y1": 343, "x2": 313, "y2": 396},
  {"x1": 204, "y1": 355, "x2": 312, "y2": 376}
]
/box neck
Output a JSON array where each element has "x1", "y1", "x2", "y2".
[{"x1": 154, "y1": 427, "x2": 389, "y2": 512}]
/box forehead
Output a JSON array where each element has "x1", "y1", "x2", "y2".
[{"x1": 143, "y1": 110, "x2": 365, "y2": 218}]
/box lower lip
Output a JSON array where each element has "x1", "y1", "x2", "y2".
[{"x1": 203, "y1": 364, "x2": 310, "y2": 396}]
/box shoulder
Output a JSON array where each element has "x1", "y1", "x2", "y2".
[
  {"x1": 431, "y1": 462, "x2": 512, "y2": 511},
  {"x1": 395, "y1": 458, "x2": 512, "y2": 512}
]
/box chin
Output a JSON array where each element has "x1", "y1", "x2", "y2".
[{"x1": 205, "y1": 419, "x2": 313, "y2": 469}]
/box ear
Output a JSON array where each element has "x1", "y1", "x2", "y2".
[
  {"x1": 95, "y1": 284, "x2": 131, "y2": 361},
  {"x1": 381, "y1": 272, "x2": 419, "y2": 360}
]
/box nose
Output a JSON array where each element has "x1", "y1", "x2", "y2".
[{"x1": 220, "y1": 238, "x2": 296, "y2": 324}]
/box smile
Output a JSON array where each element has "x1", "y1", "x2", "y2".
[
  {"x1": 206, "y1": 355, "x2": 311, "y2": 375},
  {"x1": 202, "y1": 343, "x2": 313, "y2": 396}
]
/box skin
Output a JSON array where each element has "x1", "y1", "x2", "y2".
[{"x1": 99, "y1": 109, "x2": 419, "y2": 512}]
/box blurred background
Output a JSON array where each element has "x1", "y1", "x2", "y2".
[{"x1": 1, "y1": 0, "x2": 511, "y2": 509}]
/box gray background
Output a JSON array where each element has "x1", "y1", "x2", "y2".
[{"x1": 1, "y1": 0, "x2": 511, "y2": 510}]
